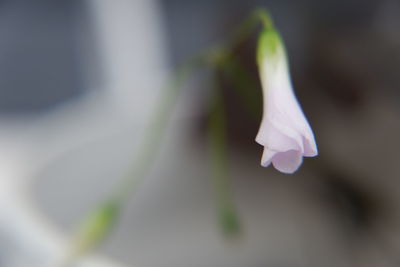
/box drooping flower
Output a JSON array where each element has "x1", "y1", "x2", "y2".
[{"x1": 255, "y1": 25, "x2": 318, "y2": 174}]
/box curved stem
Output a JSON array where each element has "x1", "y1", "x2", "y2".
[
  {"x1": 64, "y1": 56, "x2": 206, "y2": 265},
  {"x1": 114, "y1": 56, "x2": 206, "y2": 204},
  {"x1": 227, "y1": 8, "x2": 274, "y2": 52},
  {"x1": 208, "y1": 77, "x2": 241, "y2": 236}
]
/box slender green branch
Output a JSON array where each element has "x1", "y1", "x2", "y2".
[
  {"x1": 223, "y1": 7, "x2": 275, "y2": 59},
  {"x1": 208, "y1": 79, "x2": 241, "y2": 236},
  {"x1": 114, "y1": 56, "x2": 206, "y2": 203},
  {"x1": 253, "y1": 8, "x2": 274, "y2": 29},
  {"x1": 204, "y1": 8, "x2": 274, "y2": 236},
  {"x1": 63, "y1": 56, "x2": 206, "y2": 266},
  {"x1": 211, "y1": 8, "x2": 273, "y2": 121},
  {"x1": 221, "y1": 55, "x2": 262, "y2": 119}
]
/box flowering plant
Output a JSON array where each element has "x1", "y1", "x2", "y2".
[{"x1": 65, "y1": 8, "x2": 318, "y2": 265}]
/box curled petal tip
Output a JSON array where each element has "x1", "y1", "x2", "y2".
[
  {"x1": 271, "y1": 150, "x2": 303, "y2": 174},
  {"x1": 260, "y1": 148, "x2": 304, "y2": 174}
]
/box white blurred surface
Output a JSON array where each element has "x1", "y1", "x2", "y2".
[{"x1": 0, "y1": 0, "x2": 167, "y2": 266}]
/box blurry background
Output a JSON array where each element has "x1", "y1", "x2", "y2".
[{"x1": 1, "y1": 0, "x2": 400, "y2": 266}]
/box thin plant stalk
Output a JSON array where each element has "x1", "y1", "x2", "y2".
[{"x1": 208, "y1": 78, "x2": 241, "y2": 236}]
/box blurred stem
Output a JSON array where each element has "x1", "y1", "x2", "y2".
[
  {"x1": 63, "y1": 56, "x2": 206, "y2": 266},
  {"x1": 226, "y1": 7, "x2": 274, "y2": 53},
  {"x1": 205, "y1": 7, "x2": 273, "y2": 68},
  {"x1": 62, "y1": 199, "x2": 120, "y2": 266},
  {"x1": 221, "y1": 56, "x2": 262, "y2": 119},
  {"x1": 208, "y1": 77, "x2": 241, "y2": 236},
  {"x1": 193, "y1": 8, "x2": 273, "y2": 236},
  {"x1": 206, "y1": 7, "x2": 271, "y2": 120},
  {"x1": 114, "y1": 56, "x2": 206, "y2": 203}
]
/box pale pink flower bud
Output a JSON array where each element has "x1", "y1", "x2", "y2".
[{"x1": 256, "y1": 28, "x2": 318, "y2": 174}]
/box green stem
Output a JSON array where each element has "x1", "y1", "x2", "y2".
[
  {"x1": 227, "y1": 7, "x2": 274, "y2": 55},
  {"x1": 253, "y1": 8, "x2": 274, "y2": 29},
  {"x1": 204, "y1": 7, "x2": 274, "y2": 68},
  {"x1": 114, "y1": 56, "x2": 205, "y2": 204},
  {"x1": 208, "y1": 79, "x2": 241, "y2": 236},
  {"x1": 210, "y1": 8, "x2": 273, "y2": 122},
  {"x1": 202, "y1": 8, "x2": 274, "y2": 237},
  {"x1": 221, "y1": 55, "x2": 262, "y2": 119},
  {"x1": 64, "y1": 56, "x2": 206, "y2": 265}
]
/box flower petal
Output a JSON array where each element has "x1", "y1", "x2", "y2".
[
  {"x1": 302, "y1": 135, "x2": 318, "y2": 157},
  {"x1": 271, "y1": 150, "x2": 303, "y2": 174},
  {"x1": 261, "y1": 148, "x2": 277, "y2": 167},
  {"x1": 256, "y1": 120, "x2": 302, "y2": 153}
]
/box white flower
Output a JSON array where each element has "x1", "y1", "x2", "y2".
[{"x1": 256, "y1": 28, "x2": 318, "y2": 174}]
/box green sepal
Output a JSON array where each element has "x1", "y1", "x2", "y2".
[{"x1": 257, "y1": 28, "x2": 283, "y2": 67}]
